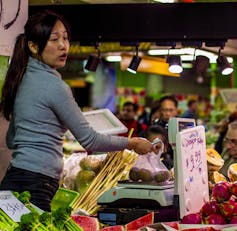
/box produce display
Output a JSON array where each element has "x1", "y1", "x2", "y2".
[
  {"x1": 0, "y1": 191, "x2": 83, "y2": 231},
  {"x1": 72, "y1": 149, "x2": 138, "y2": 214},
  {"x1": 228, "y1": 163, "x2": 237, "y2": 182},
  {"x1": 181, "y1": 181, "x2": 237, "y2": 225},
  {"x1": 128, "y1": 150, "x2": 171, "y2": 184},
  {"x1": 206, "y1": 148, "x2": 226, "y2": 186}
]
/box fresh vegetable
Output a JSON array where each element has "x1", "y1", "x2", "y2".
[
  {"x1": 17, "y1": 212, "x2": 49, "y2": 231},
  {"x1": 0, "y1": 208, "x2": 18, "y2": 231},
  {"x1": 72, "y1": 150, "x2": 138, "y2": 214},
  {"x1": 52, "y1": 207, "x2": 83, "y2": 231}
]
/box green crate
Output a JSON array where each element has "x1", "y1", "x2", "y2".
[{"x1": 50, "y1": 187, "x2": 79, "y2": 211}]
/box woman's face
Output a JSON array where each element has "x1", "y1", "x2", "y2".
[{"x1": 41, "y1": 20, "x2": 70, "y2": 69}]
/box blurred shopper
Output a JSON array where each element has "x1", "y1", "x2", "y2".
[
  {"x1": 145, "y1": 124, "x2": 173, "y2": 169},
  {"x1": 149, "y1": 95, "x2": 179, "y2": 169},
  {"x1": 0, "y1": 10, "x2": 155, "y2": 211},
  {"x1": 215, "y1": 111, "x2": 237, "y2": 154},
  {"x1": 119, "y1": 101, "x2": 147, "y2": 137},
  {"x1": 182, "y1": 99, "x2": 198, "y2": 121},
  {"x1": 154, "y1": 95, "x2": 179, "y2": 130},
  {"x1": 149, "y1": 103, "x2": 161, "y2": 125},
  {"x1": 219, "y1": 121, "x2": 237, "y2": 177}
]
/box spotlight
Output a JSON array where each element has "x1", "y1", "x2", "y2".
[
  {"x1": 217, "y1": 55, "x2": 233, "y2": 75},
  {"x1": 85, "y1": 44, "x2": 101, "y2": 72},
  {"x1": 127, "y1": 45, "x2": 141, "y2": 74},
  {"x1": 167, "y1": 55, "x2": 183, "y2": 74}
]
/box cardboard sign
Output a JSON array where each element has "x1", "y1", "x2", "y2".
[
  {"x1": 0, "y1": 0, "x2": 28, "y2": 56},
  {"x1": 0, "y1": 190, "x2": 30, "y2": 222},
  {"x1": 176, "y1": 126, "x2": 209, "y2": 218}
]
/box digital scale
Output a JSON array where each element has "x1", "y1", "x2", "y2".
[
  {"x1": 97, "y1": 117, "x2": 206, "y2": 226},
  {"x1": 97, "y1": 180, "x2": 178, "y2": 226}
]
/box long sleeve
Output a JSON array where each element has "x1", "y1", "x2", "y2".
[{"x1": 48, "y1": 80, "x2": 128, "y2": 152}]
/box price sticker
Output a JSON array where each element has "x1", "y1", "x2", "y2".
[{"x1": 0, "y1": 190, "x2": 30, "y2": 222}]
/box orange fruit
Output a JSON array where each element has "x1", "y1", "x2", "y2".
[
  {"x1": 206, "y1": 148, "x2": 224, "y2": 171},
  {"x1": 228, "y1": 163, "x2": 237, "y2": 182}
]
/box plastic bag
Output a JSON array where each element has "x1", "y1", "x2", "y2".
[{"x1": 129, "y1": 138, "x2": 171, "y2": 183}]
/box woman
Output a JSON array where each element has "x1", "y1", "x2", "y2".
[{"x1": 0, "y1": 10, "x2": 154, "y2": 211}]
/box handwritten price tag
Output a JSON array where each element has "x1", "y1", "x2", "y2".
[
  {"x1": 0, "y1": 191, "x2": 30, "y2": 222},
  {"x1": 176, "y1": 126, "x2": 209, "y2": 218}
]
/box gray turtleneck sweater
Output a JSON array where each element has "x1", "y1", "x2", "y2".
[{"x1": 7, "y1": 57, "x2": 128, "y2": 179}]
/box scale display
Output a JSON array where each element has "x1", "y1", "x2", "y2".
[
  {"x1": 83, "y1": 109, "x2": 127, "y2": 135},
  {"x1": 168, "y1": 118, "x2": 196, "y2": 146}
]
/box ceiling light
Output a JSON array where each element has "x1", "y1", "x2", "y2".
[
  {"x1": 217, "y1": 55, "x2": 233, "y2": 75},
  {"x1": 105, "y1": 55, "x2": 122, "y2": 62},
  {"x1": 85, "y1": 44, "x2": 101, "y2": 72},
  {"x1": 148, "y1": 47, "x2": 233, "y2": 64},
  {"x1": 152, "y1": 0, "x2": 176, "y2": 2},
  {"x1": 167, "y1": 55, "x2": 183, "y2": 74},
  {"x1": 127, "y1": 45, "x2": 141, "y2": 74}
]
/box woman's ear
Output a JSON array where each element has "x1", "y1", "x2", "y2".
[{"x1": 28, "y1": 41, "x2": 38, "y2": 55}]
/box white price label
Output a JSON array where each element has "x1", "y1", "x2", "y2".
[{"x1": 0, "y1": 191, "x2": 30, "y2": 222}]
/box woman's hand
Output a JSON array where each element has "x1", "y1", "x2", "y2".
[{"x1": 127, "y1": 137, "x2": 156, "y2": 155}]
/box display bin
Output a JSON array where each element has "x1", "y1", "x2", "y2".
[{"x1": 50, "y1": 187, "x2": 79, "y2": 211}]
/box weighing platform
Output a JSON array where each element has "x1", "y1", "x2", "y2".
[{"x1": 97, "y1": 180, "x2": 179, "y2": 225}]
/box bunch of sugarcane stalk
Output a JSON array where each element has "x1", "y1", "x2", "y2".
[{"x1": 72, "y1": 149, "x2": 138, "y2": 214}]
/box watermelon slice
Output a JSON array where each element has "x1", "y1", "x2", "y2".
[
  {"x1": 71, "y1": 214, "x2": 100, "y2": 231},
  {"x1": 99, "y1": 225, "x2": 124, "y2": 231},
  {"x1": 125, "y1": 212, "x2": 154, "y2": 230}
]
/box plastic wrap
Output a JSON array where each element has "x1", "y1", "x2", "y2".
[{"x1": 129, "y1": 138, "x2": 171, "y2": 183}]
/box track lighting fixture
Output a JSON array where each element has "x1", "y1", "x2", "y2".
[
  {"x1": 167, "y1": 55, "x2": 183, "y2": 74},
  {"x1": 85, "y1": 44, "x2": 101, "y2": 72},
  {"x1": 127, "y1": 45, "x2": 141, "y2": 74},
  {"x1": 216, "y1": 48, "x2": 233, "y2": 75}
]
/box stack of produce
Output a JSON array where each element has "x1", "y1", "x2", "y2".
[
  {"x1": 228, "y1": 163, "x2": 237, "y2": 182},
  {"x1": 181, "y1": 181, "x2": 237, "y2": 225},
  {"x1": 75, "y1": 155, "x2": 104, "y2": 194},
  {"x1": 0, "y1": 209, "x2": 18, "y2": 230},
  {"x1": 128, "y1": 151, "x2": 171, "y2": 184},
  {"x1": 72, "y1": 149, "x2": 138, "y2": 214},
  {"x1": 71, "y1": 212, "x2": 154, "y2": 231},
  {"x1": 1, "y1": 191, "x2": 84, "y2": 231},
  {"x1": 206, "y1": 148, "x2": 226, "y2": 185}
]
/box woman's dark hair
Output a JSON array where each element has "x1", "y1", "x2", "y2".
[{"x1": 0, "y1": 10, "x2": 70, "y2": 120}]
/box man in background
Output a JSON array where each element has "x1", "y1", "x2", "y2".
[
  {"x1": 119, "y1": 101, "x2": 147, "y2": 137},
  {"x1": 155, "y1": 95, "x2": 179, "y2": 130},
  {"x1": 220, "y1": 121, "x2": 237, "y2": 177},
  {"x1": 151, "y1": 95, "x2": 179, "y2": 169}
]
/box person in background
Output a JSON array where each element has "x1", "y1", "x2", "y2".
[
  {"x1": 149, "y1": 95, "x2": 179, "y2": 169},
  {"x1": 215, "y1": 111, "x2": 237, "y2": 154},
  {"x1": 149, "y1": 103, "x2": 161, "y2": 125},
  {"x1": 138, "y1": 103, "x2": 160, "y2": 138},
  {"x1": 0, "y1": 10, "x2": 155, "y2": 212},
  {"x1": 144, "y1": 124, "x2": 173, "y2": 169},
  {"x1": 181, "y1": 99, "x2": 198, "y2": 121},
  {"x1": 118, "y1": 101, "x2": 147, "y2": 137},
  {"x1": 155, "y1": 95, "x2": 179, "y2": 130},
  {"x1": 219, "y1": 121, "x2": 237, "y2": 177}
]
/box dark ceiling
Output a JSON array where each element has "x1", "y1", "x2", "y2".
[{"x1": 28, "y1": 2, "x2": 237, "y2": 57}]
